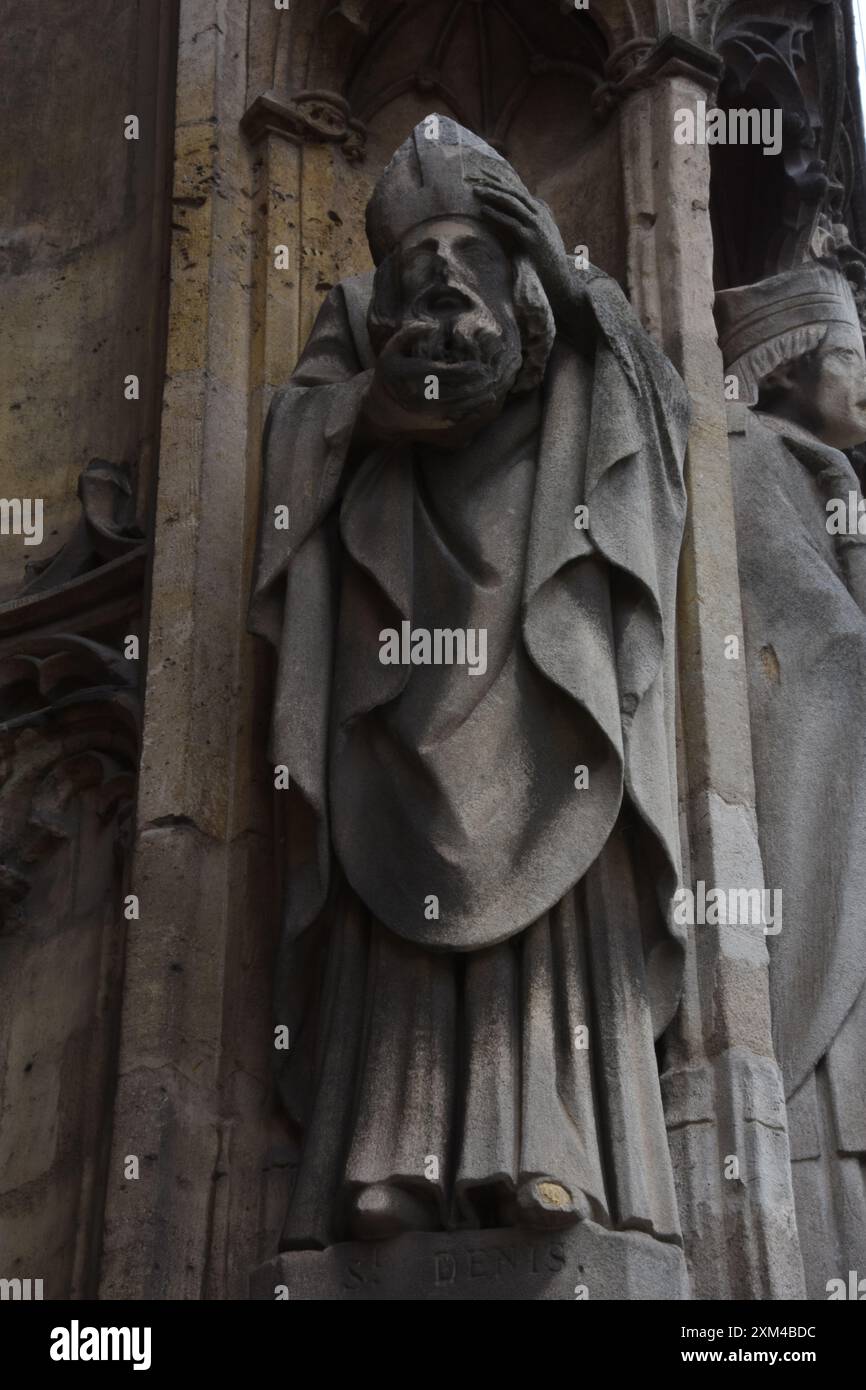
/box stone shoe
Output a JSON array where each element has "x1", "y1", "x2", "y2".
[
  {"x1": 516, "y1": 1177, "x2": 591, "y2": 1229},
  {"x1": 348, "y1": 1182, "x2": 439, "y2": 1240}
]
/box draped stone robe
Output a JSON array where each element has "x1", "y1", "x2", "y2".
[
  {"x1": 249, "y1": 267, "x2": 690, "y2": 1251},
  {"x1": 730, "y1": 408, "x2": 866, "y2": 1298}
]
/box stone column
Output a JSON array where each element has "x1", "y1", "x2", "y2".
[
  {"x1": 616, "y1": 37, "x2": 805, "y2": 1299},
  {"x1": 99, "y1": 0, "x2": 284, "y2": 1301}
]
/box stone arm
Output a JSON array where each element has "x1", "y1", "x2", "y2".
[{"x1": 466, "y1": 170, "x2": 686, "y2": 416}]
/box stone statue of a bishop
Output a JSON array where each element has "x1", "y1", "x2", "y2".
[
  {"x1": 250, "y1": 117, "x2": 690, "y2": 1252},
  {"x1": 717, "y1": 264, "x2": 866, "y2": 1297}
]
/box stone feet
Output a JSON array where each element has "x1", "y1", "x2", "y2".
[
  {"x1": 348, "y1": 1182, "x2": 439, "y2": 1240},
  {"x1": 347, "y1": 1176, "x2": 591, "y2": 1238}
]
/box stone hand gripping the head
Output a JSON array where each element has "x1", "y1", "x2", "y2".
[{"x1": 360, "y1": 168, "x2": 593, "y2": 449}]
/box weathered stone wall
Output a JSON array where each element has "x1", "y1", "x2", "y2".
[
  {"x1": 0, "y1": 0, "x2": 177, "y2": 1299},
  {"x1": 0, "y1": 0, "x2": 176, "y2": 601}
]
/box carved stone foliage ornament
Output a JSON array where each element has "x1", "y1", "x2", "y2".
[
  {"x1": 0, "y1": 452, "x2": 144, "y2": 929},
  {"x1": 20, "y1": 459, "x2": 144, "y2": 596},
  {"x1": 0, "y1": 634, "x2": 138, "y2": 929},
  {"x1": 0, "y1": 444, "x2": 144, "y2": 1295}
]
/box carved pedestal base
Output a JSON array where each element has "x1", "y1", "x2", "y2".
[{"x1": 249, "y1": 1221, "x2": 689, "y2": 1301}]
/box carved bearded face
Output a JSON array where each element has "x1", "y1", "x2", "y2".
[
  {"x1": 760, "y1": 322, "x2": 866, "y2": 450},
  {"x1": 367, "y1": 216, "x2": 553, "y2": 442}
]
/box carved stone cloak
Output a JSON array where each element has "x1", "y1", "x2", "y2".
[{"x1": 730, "y1": 407, "x2": 866, "y2": 1295}]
